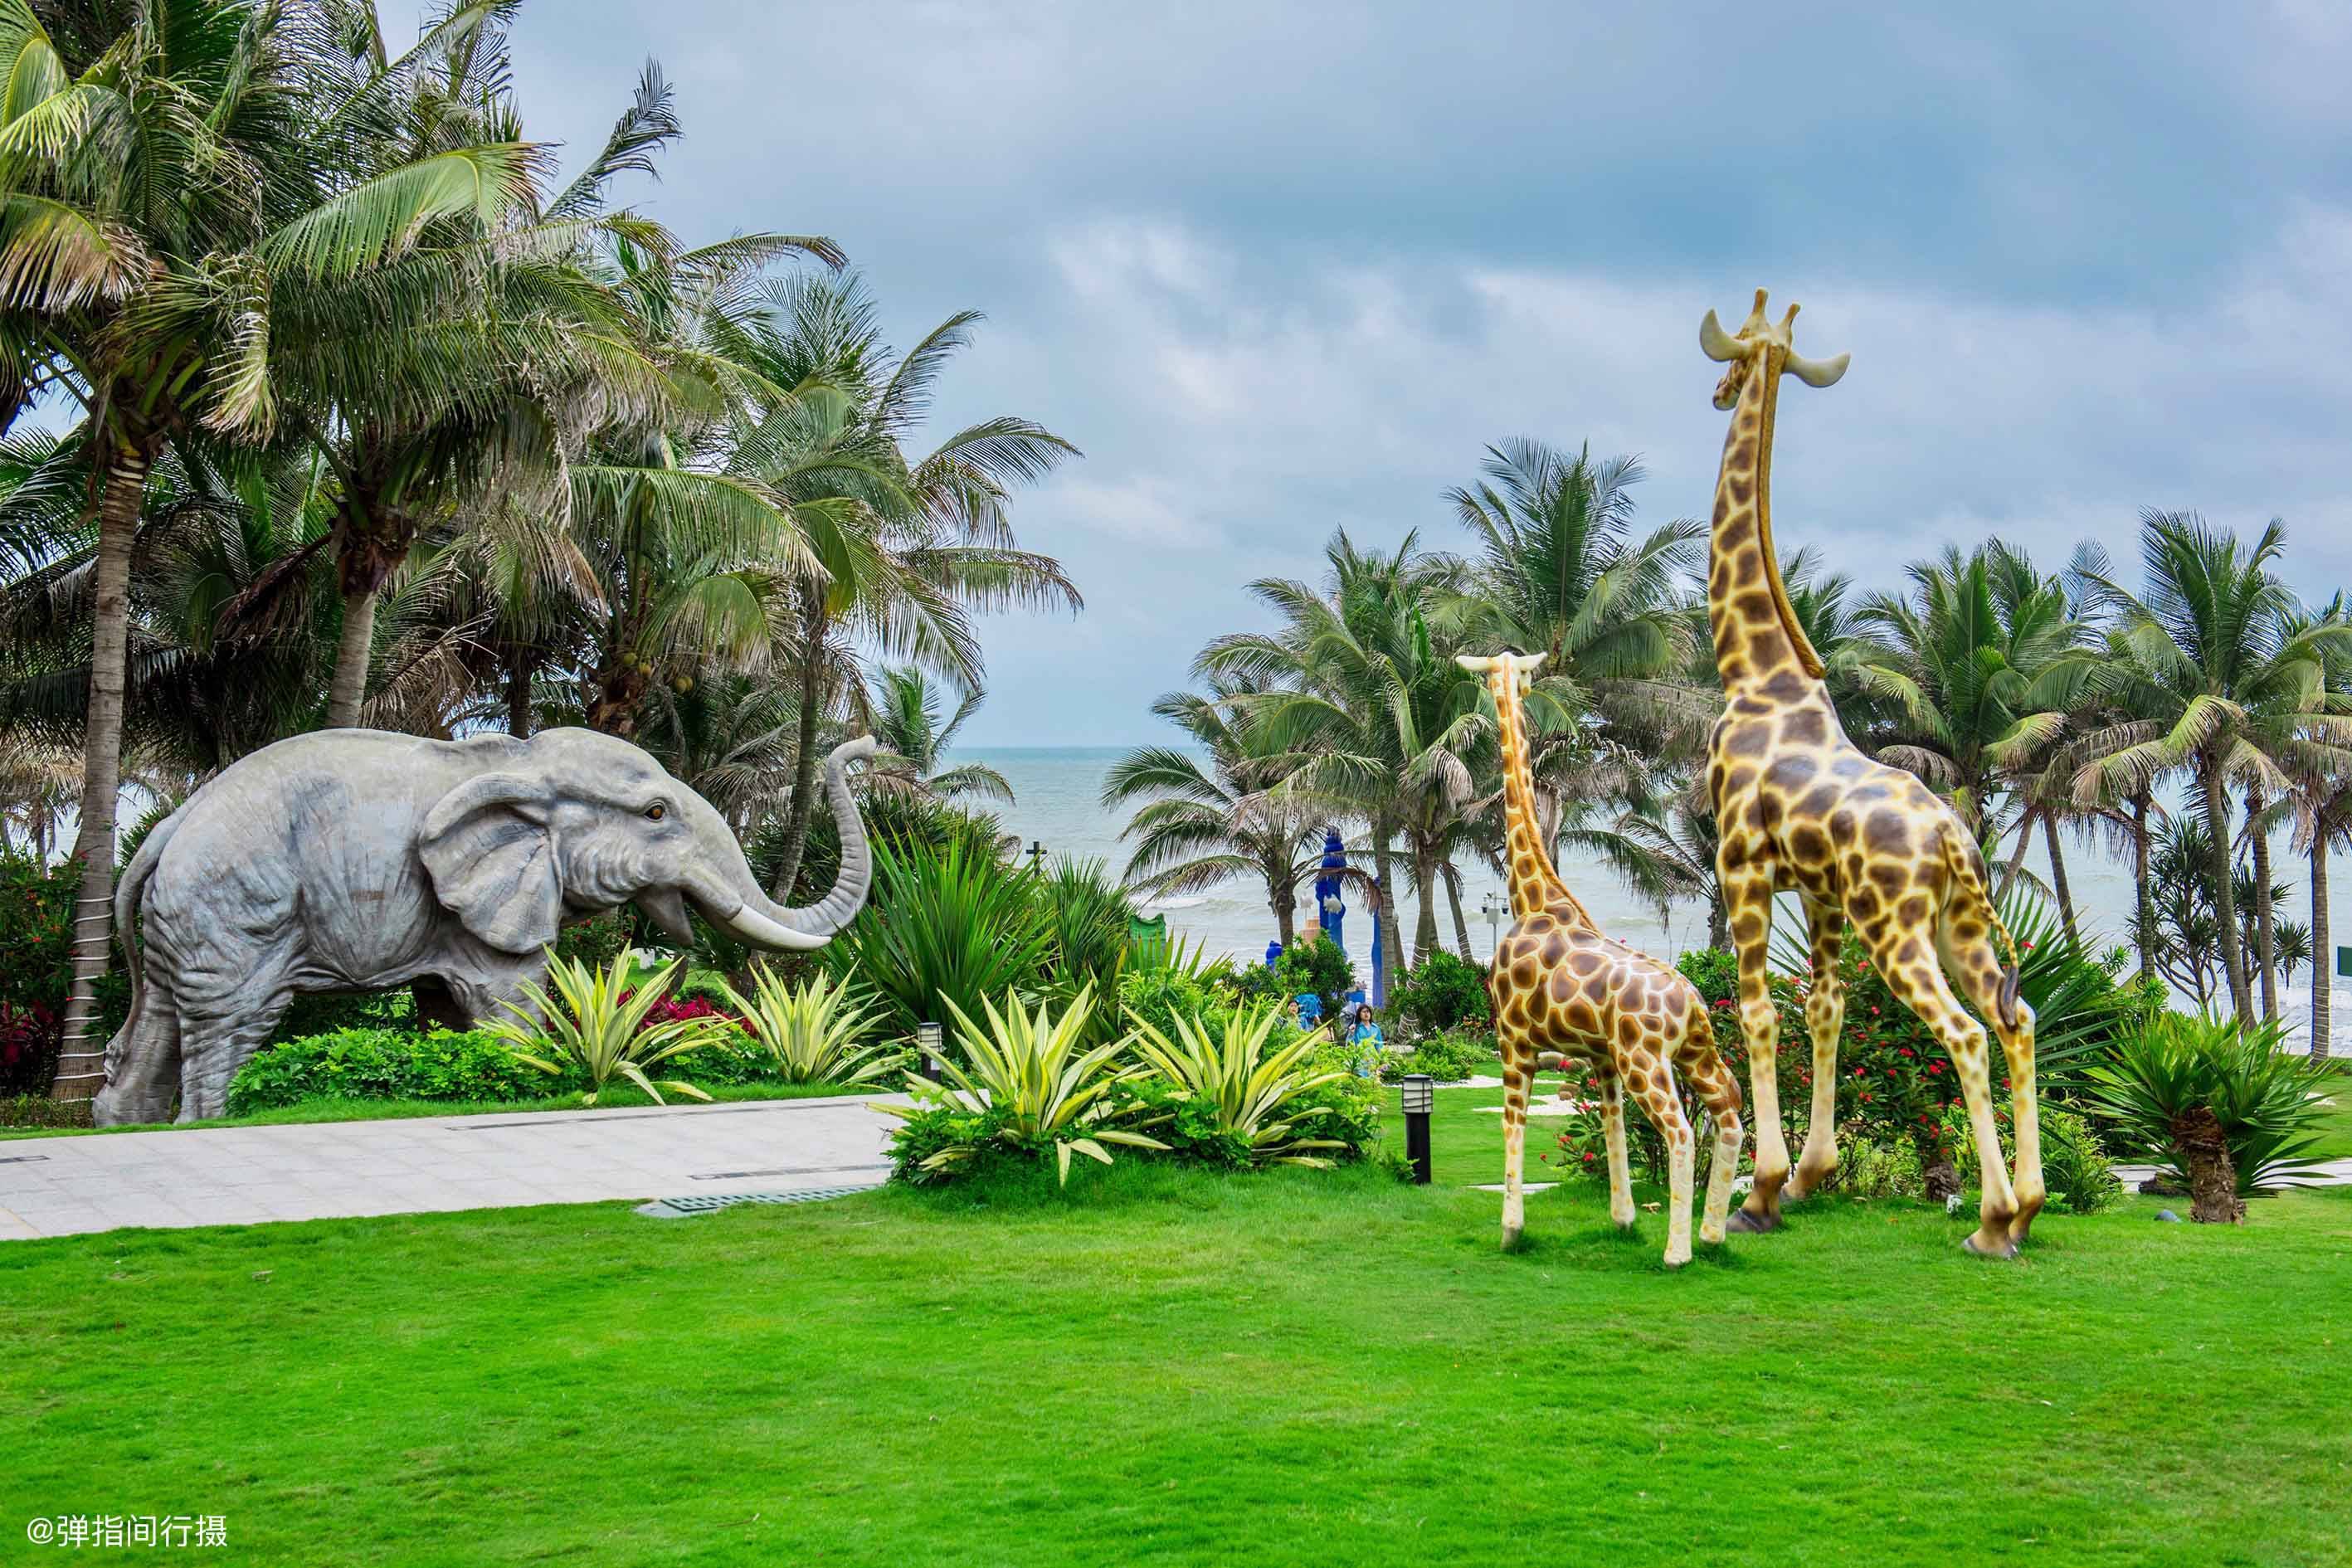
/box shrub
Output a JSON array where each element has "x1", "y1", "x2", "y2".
[
  {"x1": 269, "y1": 989, "x2": 418, "y2": 1044},
  {"x1": 2040, "y1": 1105, "x2": 2123, "y2": 1215},
  {"x1": 486, "y1": 953, "x2": 728, "y2": 1108},
  {"x1": 1230, "y1": 941, "x2": 1356, "y2": 1036},
  {"x1": 0, "y1": 852, "x2": 131, "y2": 1093},
  {"x1": 1127, "y1": 1003, "x2": 1349, "y2": 1168},
  {"x1": 1385, "y1": 952, "x2": 1490, "y2": 1040},
  {"x1": 2082, "y1": 1010, "x2": 2332, "y2": 1221},
  {"x1": 1, "y1": 1093, "x2": 92, "y2": 1128},
  {"x1": 824, "y1": 839, "x2": 1054, "y2": 1045},
  {"x1": 226, "y1": 1028, "x2": 553, "y2": 1115},
  {"x1": 1819, "y1": 1135, "x2": 1921, "y2": 1198},
  {"x1": 1118, "y1": 962, "x2": 1229, "y2": 1047},
  {"x1": 879, "y1": 986, "x2": 1167, "y2": 1186},
  {"x1": 719, "y1": 968, "x2": 900, "y2": 1088},
  {"x1": 1377, "y1": 1027, "x2": 1492, "y2": 1084}
]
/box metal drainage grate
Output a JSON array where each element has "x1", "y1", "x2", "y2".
[
  {"x1": 635, "y1": 1183, "x2": 882, "y2": 1218},
  {"x1": 0, "y1": 1153, "x2": 51, "y2": 1166}
]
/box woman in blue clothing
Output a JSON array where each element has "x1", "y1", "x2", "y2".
[{"x1": 1346, "y1": 1004, "x2": 1384, "y2": 1075}]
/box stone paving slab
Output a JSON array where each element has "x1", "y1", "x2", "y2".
[{"x1": 0, "y1": 1093, "x2": 903, "y2": 1241}]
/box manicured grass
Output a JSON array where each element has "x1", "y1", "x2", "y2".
[
  {"x1": 7, "y1": 1092, "x2": 2351, "y2": 1566},
  {"x1": 0, "y1": 1079, "x2": 864, "y2": 1142}
]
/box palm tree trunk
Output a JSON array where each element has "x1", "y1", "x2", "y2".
[
  {"x1": 2000, "y1": 807, "x2": 2037, "y2": 894},
  {"x1": 2203, "y1": 758, "x2": 2254, "y2": 1028},
  {"x1": 767, "y1": 597, "x2": 829, "y2": 903},
  {"x1": 2311, "y1": 832, "x2": 2331, "y2": 1063},
  {"x1": 1443, "y1": 860, "x2": 1475, "y2": 962},
  {"x1": 1708, "y1": 896, "x2": 1729, "y2": 952},
  {"x1": 2248, "y1": 783, "x2": 2279, "y2": 1024},
  {"x1": 1411, "y1": 849, "x2": 1441, "y2": 967},
  {"x1": 2133, "y1": 790, "x2": 2155, "y2": 989},
  {"x1": 325, "y1": 583, "x2": 376, "y2": 728},
  {"x1": 2043, "y1": 814, "x2": 2080, "y2": 943},
  {"x1": 51, "y1": 439, "x2": 153, "y2": 1101},
  {"x1": 1269, "y1": 859, "x2": 1297, "y2": 950},
  {"x1": 505, "y1": 645, "x2": 534, "y2": 738}
]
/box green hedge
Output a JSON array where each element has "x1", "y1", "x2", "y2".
[{"x1": 226, "y1": 1028, "x2": 562, "y2": 1115}]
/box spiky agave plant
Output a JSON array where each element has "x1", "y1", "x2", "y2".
[
  {"x1": 877, "y1": 985, "x2": 1166, "y2": 1184},
  {"x1": 719, "y1": 967, "x2": 899, "y2": 1087},
  {"x1": 1127, "y1": 1002, "x2": 1350, "y2": 1167},
  {"x1": 488, "y1": 954, "x2": 723, "y2": 1107}
]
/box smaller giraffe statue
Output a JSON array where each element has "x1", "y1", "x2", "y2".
[{"x1": 1462, "y1": 650, "x2": 1745, "y2": 1267}]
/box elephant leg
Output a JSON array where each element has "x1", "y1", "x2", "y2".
[
  {"x1": 91, "y1": 962, "x2": 183, "y2": 1127},
  {"x1": 441, "y1": 957, "x2": 548, "y2": 1030},
  {"x1": 411, "y1": 976, "x2": 475, "y2": 1032},
  {"x1": 174, "y1": 983, "x2": 295, "y2": 1123}
]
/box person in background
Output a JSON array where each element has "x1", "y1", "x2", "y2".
[
  {"x1": 1295, "y1": 991, "x2": 1323, "y2": 1033},
  {"x1": 1346, "y1": 1003, "x2": 1384, "y2": 1076}
]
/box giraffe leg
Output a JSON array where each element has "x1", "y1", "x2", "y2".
[
  {"x1": 1596, "y1": 1064, "x2": 1638, "y2": 1230},
  {"x1": 1941, "y1": 920, "x2": 2044, "y2": 1246},
  {"x1": 1722, "y1": 867, "x2": 1789, "y2": 1233},
  {"x1": 1867, "y1": 927, "x2": 2021, "y2": 1259},
  {"x1": 1785, "y1": 896, "x2": 1846, "y2": 1202},
  {"x1": 1626, "y1": 1049, "x2": 1696, "y2": 1269},
  {"x1": 1671, "y1": 1000, "x2": 1746, "y2": 1247},
  {"x1": 1499, "y1": 1031, "x2": 1535, "y2": 1250}
]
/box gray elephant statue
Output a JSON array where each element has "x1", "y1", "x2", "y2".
[{"x1": 93, "y1": 728, "x2": 878, "y2": 1125}]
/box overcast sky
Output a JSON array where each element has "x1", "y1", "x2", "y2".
[{"x1": 510, "y1": 1, "x2": 2352, "y2": 746}]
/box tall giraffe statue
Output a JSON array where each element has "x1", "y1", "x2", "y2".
[
  {"x1": 1462, "y1": 650, "x2": 1745, "y2": 1267},
  {"x1": 1697, "y1": 288, "x2": 2043, "y2": 1259}
]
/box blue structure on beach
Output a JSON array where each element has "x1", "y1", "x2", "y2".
[{"x1": 1314, "y1": 828, "x2": 1346, "y2": 951}]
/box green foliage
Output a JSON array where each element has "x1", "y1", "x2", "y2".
[
  {"x1": 486, "y1": 954, "x2": 728, "y2": 1108},
  {"x1": 1383, "y1": 951, "x2": 1490, "y2": 1040},
  {"x1": 825, "y1": 838, "x2": 1053, "y2": 1045},
  {"x1": 2041, "y1": 1105, "x2": 2125, "y2": 1215},
  {"x1": 268, "y1": 989, "x2": 418, "y2": 1044},
  {"x1": 1377, "y1": 1028, "x2": 1492, "y2": 1084},
  {"x1": 1118, "y1": 962, "x2": 1230, "y2": 1048},
  {"x1": 1820, "y1": 1135, "x2": 1922, "y2": 1198},
  {"x1": 1127, "y1": 1003, "x2": 1349, "y2": 1168},
  {"x1": 0, "y1": 1093, "x2": 92, "y2": 1128},
  {"x1": 0, "y1": 851, "x2": 130, "y2": 1093},
  {"x1": 1039, "y1": 856, "x2": 1137, "y2": 1008},
  {"x1": 1231, "y1": 941, "x2": 1356, "y2": 1035},
  {"x1": 2082, "y1": 1011, "x2": 2335, "y2": 1194},
  {"x1": 879, "y1": 986, "x2": 1167, "y2": 1186},
  {"x1": 718, "y1": 967, "x2": 900, "y2": 1088},
  {"x1": 226, "y1": 1029, "x2": 554, "y2": 1116}
]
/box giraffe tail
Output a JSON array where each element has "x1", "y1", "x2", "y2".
[{"x1": 1941, "y1": 824, "x2": 2021, "y2": 1030}]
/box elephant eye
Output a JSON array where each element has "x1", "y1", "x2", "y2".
[{"x1": 645, "y1": 803, "x2": 666, "y2": 821}]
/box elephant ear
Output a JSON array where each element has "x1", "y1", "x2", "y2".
[{"x1": 417, "y1": 773, "x2": 562, "y2": 956}]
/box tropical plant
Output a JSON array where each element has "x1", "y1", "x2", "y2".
[
  {"x1": 1103, "y1": 675, "x2": 1327, "y2": 947},
  {"x1": 861, "y1": 665, "x2": 1013, "y2": 805},
  {"x1": 1038, "y1": 856, "x2": 1139, "y2": 1013},
  {"x1": 2082, "y1": 1010, "x2": 2335, "y2": 1220},
  {"x1": 822, "y1": 836, "x2": 1052, "y2": 1041},
  {"x1": 2076, "y1": 514, "x2": 2352, "y2": 1025},
  {"x1": 1127, "y1": 1003, "x2": 1348, "y2": 1167},
  {"x1": 1382, "y1": 951, "x2": 1490, "y2": 1041},
  {"x1": 718, "y1": 967, "x2": 898, "y2": 1088},
  {"x1": 879, "y1": 985, "x2": 1166, "y2": 1185},
  {"x1": 485, "y1": 952, "x2": 724, "y2": 1106}
]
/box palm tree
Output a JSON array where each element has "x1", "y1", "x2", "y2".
[
  {"x1": 862, "y1": 665, "x2": 1012, "y2": 806},
  {"x1": 1562, "y1": 792, "x2": 1725, "y2": 949},
  {"x1": 2079, "y1": 514, "x2": 2352, "y2": 1026},
  {"x1": 0, "y1": 2, "x2": 548, "y2": 1098},
  {"x1": 726, "y1": 271, "x2": 1080, "y2": 902},
  {"x1": 1851, "y1": 540, "x2": 2087, "y2": 830},
  {"x1": 1102, "y1": 679, "x2": 1325, "y2": 947}
]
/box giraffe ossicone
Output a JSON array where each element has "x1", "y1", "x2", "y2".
[
  {"x1": 1465, "y1": 648, "x2": 1745, "y2": 1268},
  {"x1": 1697, "y1": 287, "x2": 2045, "y2": 1259}
]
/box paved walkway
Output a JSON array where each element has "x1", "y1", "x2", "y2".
[{"x1": 0, "y1": 1093, "x2": 902, "y2": 1241}]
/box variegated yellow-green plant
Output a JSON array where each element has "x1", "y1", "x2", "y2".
[
  {"x1": 488, "y1": 953, "x2": 723, "y2": 1107},
  {"x1": 1127, "y1": 1002, "x2": 1349, "y2": 1167},
  {"x1": 876, "y1": 984, "x2": 1167, "y2": 1184},
  {"x1": 718, "y1": 967, "x2": 898, "y2": 1088}
]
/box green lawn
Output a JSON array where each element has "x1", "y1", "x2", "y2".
[
  {"x1": 5, "y1": 1089, "x2": 2351, "y2": 1566},
  {"x1": 0, "y1": 1079, "x2": 859, "y2": 1141}
]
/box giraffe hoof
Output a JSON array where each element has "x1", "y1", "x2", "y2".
[
  {"x1": 1663, "y1": 1252, "x2": 1690, "y2": 1270},
  {"x1": 1962, "y1": 1230, "x2": 2019, "y2": 1261},
  {"x1": 1726, "y1": 1208, "x2": 1780, "y2": 1235}
]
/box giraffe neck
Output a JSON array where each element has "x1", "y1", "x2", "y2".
[
  {"x1": 1707, "y1": 357, "x2": 1824, "y2": 692},
  {"x1": 1493, "y1": 677, "x2": 1596, "y2": 931}
]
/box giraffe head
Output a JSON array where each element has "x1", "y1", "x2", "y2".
[
  {"x1": 1455, "y1": 650, "x2": 1547, "y2": 709},
  {"x1": 1699, "y1": 287, "x2": 1850, "y2": 410}
]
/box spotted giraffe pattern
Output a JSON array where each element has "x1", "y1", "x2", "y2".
[
  {"x1": 1459, "y1": 650, "x2": 1745, "y2": 1268},
  {"x1": 1699, "y1": 289, "x2": 2044, "y2": 1259}
]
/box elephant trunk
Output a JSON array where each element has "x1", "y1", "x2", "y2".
[{"x1": 682, "y1": 737, "x2": 878, "y2": 952}]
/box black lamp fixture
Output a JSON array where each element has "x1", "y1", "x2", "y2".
[{"x1": 1400, "y1": 1073, "x2": 1434, "y2": 1184}]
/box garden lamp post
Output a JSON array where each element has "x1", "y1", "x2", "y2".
[
  {"x1": 1400, "y1": 1074, "x2": 1434, "y2": 1185},
  {"x1": 1481, "y1": 889, "x2": 1506, "y2": 957},
  {"x1": 917, "y1": 1020, "x2": 944, "y2": 1083}
]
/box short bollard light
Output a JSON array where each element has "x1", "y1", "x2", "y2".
[
  {"x1": 1400, "y1": 1073, "x2": 1434, "y2": 1185},
  {"x1": 916, "y1": 1021, "x2": 945, "y2": 1083}
]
